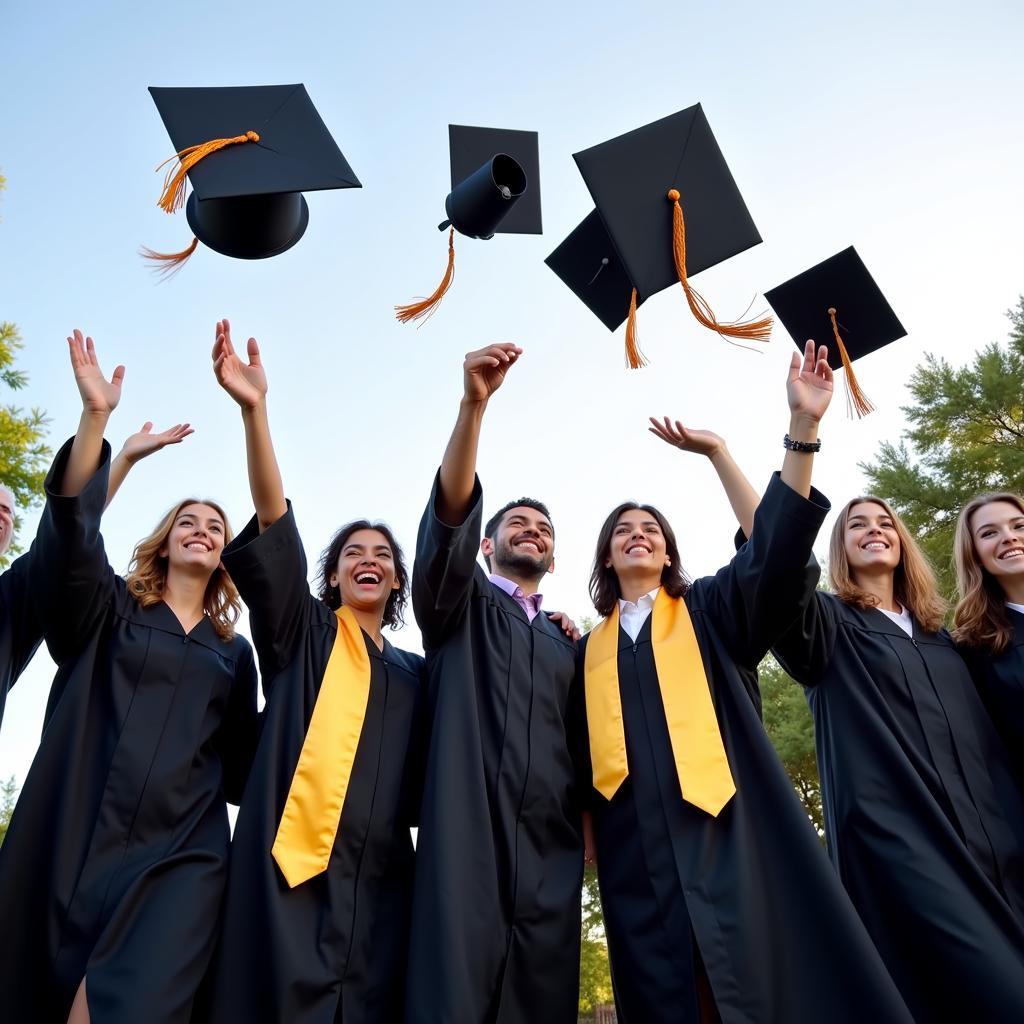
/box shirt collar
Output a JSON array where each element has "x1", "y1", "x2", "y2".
[
  {"x1": 618, "y1": 587, "x2": 661, "y2": 613},
  {"x1": 489, "y1": 573, "x2": 544, "y2": 609}
]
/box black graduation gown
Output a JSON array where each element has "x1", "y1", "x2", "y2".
[
  {"x1": 960, "y1": 607, "x2": 1024, "y2": 785},
  {"x1": 0, "y1": 438, "x2": 259, "y2": 1024},
  {"x1": 773, "y1": 591, "x2": 1024, "y2": 1022},
  {"x1": 577, "y1": 473, "x2": 913, "y2": 1024},
  {"x1": 201, "y1": 505, "x2": 426, "y2": 1024},
  {"x1": 405, "y1": 474, "x2": 583, "y2": 1024},
  {"x1": 0, "y1": 549, "x2": 43, "y2": 730}
]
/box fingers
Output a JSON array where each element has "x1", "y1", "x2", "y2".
[
  {"x1": 247, "y1": 337, "x2": 261, "y2": 366},
  {"x1": 140, "y1": 422, "x2": 154, "y2": 434},
  {"x1": 111, "y1": 365, "x2": 126, "y2": 389}
]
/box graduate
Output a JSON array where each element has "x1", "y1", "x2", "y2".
[
  {"x1": 405, "y1": 343, "x2": 584, "y2": 1024},
  {"x1": 0, "y1": 331, "x2": 258, "y2": 1024},
  {"x1": 954, "y1": 491, "x2": 1024, "y2": 781},
  {"x1": 200, "y1": 320, "x2": 425, "y2": 1023},
  {"x1": 577, "y1": 342, "x2": 914, "y2": 1024},
  {"x1": 691, "y1": 455, "x2": 1024, "y2": 1018},
  {"x1": 0, "y1": 395, "x2": 193, "y2": 733}
]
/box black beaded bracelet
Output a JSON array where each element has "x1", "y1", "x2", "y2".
[{"x1": 783, "y1": 433, "x2": 821, "y2": 453}]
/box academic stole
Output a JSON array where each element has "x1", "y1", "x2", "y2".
[
  {"x1": 584, "y1": 588, "x2": 736, "y2": 816},
  {"x1": 272, "y1": 606, "x2": 371, "y2": 887}
]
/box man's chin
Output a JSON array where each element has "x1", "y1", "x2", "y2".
[{"x1": 497, "y1": 553, "x2": 551, "y2": 579}]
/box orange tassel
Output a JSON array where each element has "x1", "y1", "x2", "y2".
[
  {"x1": 155, "y1": 130, "x2": 261, "y2": 215},
  {"x1": 624, "y1": 287, "x2": 647, "y2": 369},
  {"x1": 395, "y1": 228, "x2": 456, "y2": 325},
  {"x1": 139, "y1": 236, "x2": 199, "y2": 279},
  {"x1": 828, "y1": 307, "x2": 874, "y2": 418},
  {"x1": 666, "y1": 189, "x2": 773, "y2": 344}
]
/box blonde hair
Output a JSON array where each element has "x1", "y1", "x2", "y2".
[
  {"x1": 952, "y1": 492, "x2": 1024, "y2": 654},
  {"x1": 125, "y1": 498, "x2": 241, "y2": 641},
  {"x1": 827, "y1": 496, "x2": 946, "y2": 634}
]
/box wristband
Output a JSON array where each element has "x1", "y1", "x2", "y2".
[{"x1": 783, "y1": 433, "x2": 821, "y2": 453}]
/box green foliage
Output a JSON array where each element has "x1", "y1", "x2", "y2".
[
  {"x1": 579, "y1": 866, "x2": 613, "y2": 1015},
  {"x1": 860, "y1": 298, "x2": 1024, "y2": 599},
  {"x1": 0, "y1": 321, "x2": 51, "y2": 565},
  {"x1": 758, "y1": 655, "x2": 823, "y2": 836},
  {"x1": 0, "y1": 775, "x2": 18, "y2": 847}
]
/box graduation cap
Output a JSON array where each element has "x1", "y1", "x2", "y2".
[
  {"x1": 546, "y1": 104, "x2": 770, "y2": 368},
  {"x1": 395, "y1": 124, "x2": 542, "y2": 324},
  {"x1": 765, "y1": 246, "x2": 907, "y2": 418},
  {"x1": 142, "y1": 84, "x2": 361, "y2": 275}
]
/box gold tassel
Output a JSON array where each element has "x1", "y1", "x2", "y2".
[
  {"x1": 667, "y1": 189, "x2": 772, "y2": 344},
  {"x1": 828, "y1": 307, "x2": 874, "y2": 418},
  {"x1": 139, "y1": 236, "x2": 199, "y2": 279},
  {"x1": 395, "y1": 228, "x2": 456, "y2": 325},
  {"x1": 624, "y1": 287, "x2": 647, "y2": 368},
  {"x1": 155, "y1": 131, "x2": 261, "y2": 214}
]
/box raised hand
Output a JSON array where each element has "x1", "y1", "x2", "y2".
[
  {"x1": 212, "y1": 318, "x2": 268, "y2": 409},
  {"x1": 67, "y1": 329, "x2": 124, "y2": 417},
  {"x1": 119, "y1": 422, "x2": 194, "y2": 465},
  {"x1": 462, "y1": 344, "x2": 522, "y2": 404},
  {"x1": 787, "y1": 340, "x2": 833, "y2": 423},
  {"x1": 648, "y1": 417, "x2": 725, "y2": 459}
]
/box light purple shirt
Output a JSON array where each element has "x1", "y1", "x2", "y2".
[{"x1": 488, "y1": 574, "x2": 544, "y2": 622}]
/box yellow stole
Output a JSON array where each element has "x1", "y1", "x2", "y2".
[
  {"x1": 271, "y1": 606, "x2": 372, "y2": 888},
  {"x1": 584, "y1": 587, "x2": 735, "y2": 816}
]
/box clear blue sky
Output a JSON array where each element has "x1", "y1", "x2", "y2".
[{"x1": 2, "y1": 0, "x2": 1023, "y2": 784}]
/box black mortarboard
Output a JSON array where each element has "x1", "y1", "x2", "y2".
[
  {"x1": 765, "y1": 246, "x2": 907, "y2": 417},
  {"x1": 395, "y1": 124, "x2": 541, "y2": 324},
  {"x1": 546, "y1": 103, "x2": 770, "y2": 367},
  {"x1": 143, "y1": 84, "x2": 360, "y2": 272}
]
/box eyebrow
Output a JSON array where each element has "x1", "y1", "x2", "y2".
[
  {"x1": 344, "y1": 544, "x2": 392, "y2": 553},
  {"x1": 975, "y1": 516, "x2": 1024, "y2": 532}
]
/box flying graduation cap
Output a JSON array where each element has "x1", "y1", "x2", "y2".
[
  {"x1": 546, "y1": 104, "x2": 770, "y2": 368},
  {"x1": 395, "y1": 125, "x2": 542, "y2": 324},
  {"x1": 765, "y1": 246, "x2": 907, "y2": 418},
  {"x1": 142, "y1": 84, "x2": 361, "y2": 275}
]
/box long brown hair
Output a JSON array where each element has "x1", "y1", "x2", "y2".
[
  {"x1": 827, "y1": 496, "x2": 946, "y2": 633},
  {"x1": 589, "y1": 502, "x2": 690, "y2": 618},
  {"x1": 952, "y1": 492, "x2": 1024, "y2": 653},
  {"x1": 125, "y1": 498, "x2": 241, "y2": 641}
]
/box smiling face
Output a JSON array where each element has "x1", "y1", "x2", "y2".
[
  {"x1": 159, "y1": 503, "x2": 226, "y2": 578},
  {"x1": 606, "y1": 508, "x2": 670, "y2": 585},
  {"x1": 969, "y1": 499, "x2": 1024, "y2": 587},
  {"x1": 329, "y1": 528, "x2": 401, "y2": 617},
  {"x1": 0, "y1": 485, "x2": 15, "y2": 557},
  {"x1": 482, "y1": 506, "x2": 555, "y2": 580},
  {"x1": 843, "y1": 501, "x2": 901, "y2": 580}
]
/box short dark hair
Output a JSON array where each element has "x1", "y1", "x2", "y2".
[
  {"x1": 316, "y1": 520, "x2": 409, "y2": 629},
  {"x1": 483, "y1": 498, "x2": 553, "y2": 572},
  {"x1": 589, "y1": 502, "x2": 690, "y2": 617}
]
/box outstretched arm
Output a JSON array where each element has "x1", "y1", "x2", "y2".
[
  {"x1": 212, "y1": 318, "x2": 286, "y2": 533},
  {"x1": 105, "y1": 422, "x2": 194, "y2": 508},
  {"x1": 781, "y1": 339, "x2": 833, "y2": 498},
  {"x1": 648, "y1": 419, "x2": 760, "y2": 539},
  {"x1": 62, "y1": 329, "x2": 124, "y2": 496},
  {"x1": 437, "y1": 343, "x2": 522, "y2": 525}
]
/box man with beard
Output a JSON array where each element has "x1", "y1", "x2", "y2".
[{"x1": 406, "y1": 343, "x2": 584, "y2": 1024}]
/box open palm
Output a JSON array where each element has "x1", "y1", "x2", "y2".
[
  {"x1": 212, "y1": 318, "x2": 267, "y2": 409},
  {"x1": 68, "y1": 329, "x2": 124, "y2": 416},
  {"x1": 787, "y1": 340, "x2": 833, "y2": 422},
  {"x1": 121, "y1": 422, "x2": 194, "y2": 464},
  {"x1": 648, "y1": 417, "x2": 724, "y2": 458}
]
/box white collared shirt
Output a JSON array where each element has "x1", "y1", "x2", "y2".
[
  {"x1": 618, "y1": 588, "x2": 661, "y2": 642},
  {"x1": 879, "y1": 604, "x2": 914, "y2": 637}
]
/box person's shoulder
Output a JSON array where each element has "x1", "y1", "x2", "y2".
[{"x1": 385, "y1": 640, "x2": 426, "y2": 677}]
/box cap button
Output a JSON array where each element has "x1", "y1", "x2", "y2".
[
  {"x1": 827, "y1": 307, "x2": 837, "y2": 316},
  {"x1": 667, "y1": 188, "x2": 680, "y2": 202},
  {"x1": 246, "y1": 131, "x2": 261, "y2": 143}
]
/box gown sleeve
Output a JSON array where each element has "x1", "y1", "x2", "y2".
[
  {"x1": 212, "y1": 639, "x2": 260, "y2": 804},
  {"x1": 0, "y1": 552, "x2": 44, "y2": 691},
  {"x1": 700, "y1": 471, "x2": 830, "y2": 670},
  {"x1": 220, "y1": 502, "x2": 314, "y2": 694},
  {"x1": 569, "y1": 640, "x2": 595, "y2": 810},
  {"x1": 411, "y1": 470, "x2": 485, "y2": 649},
  {"x1": 770, "y1": 590, "x2": 841, "y2": 686},
  {"x1": 30, "y1": 436, "x2": 115, "y2": 664}
]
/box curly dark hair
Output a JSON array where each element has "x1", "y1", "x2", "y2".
[
  {"x1": 589, "y1": 502, "x2": 690, "y2": 618},
  {"x1": 316, "y1": 520, "x2": 409, "y2": 629}
]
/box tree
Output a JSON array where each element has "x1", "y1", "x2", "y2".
[
  {"x1": 0, "y1": 776, "x2": 18, "y2": 847},
  {"x1": 578, "y1": 867, "x2": 613, "y2": 1018},
  {"x1": 860, "y1": 297, "x2": 1024, "y2": 599},
  {"x1": 758, "y1": 655, "x2": 823, "y2": 836},
  {"x1": 0, "y1": 321, "x2": 50, "y2": 565}
]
